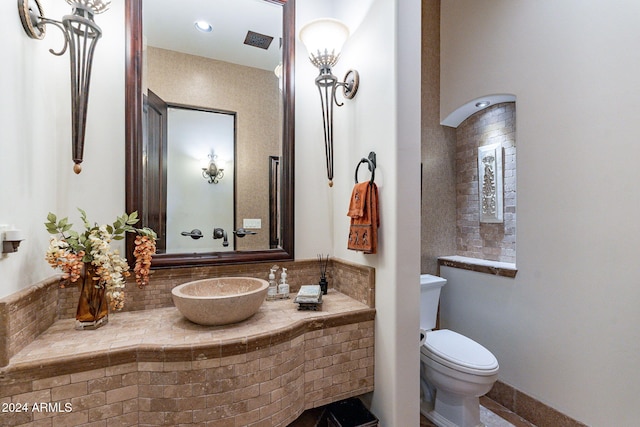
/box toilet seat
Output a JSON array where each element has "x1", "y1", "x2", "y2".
[{"x1": 421, "y1": 329, "x2": 499, "y2": 376}]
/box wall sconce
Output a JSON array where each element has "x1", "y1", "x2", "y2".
[
  {"x1": 18, "y1": 0, "x2": 110, "y2": 174},
  {"x1": 300, "y1": 18, "x2": 360, "y2": 187},
  {"x1": 202, "y1": 154, "x2": 224, "y2": 184}
]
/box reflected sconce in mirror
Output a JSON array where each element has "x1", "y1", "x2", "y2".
[
  {"x1": 18, "y1": 0, "x2": 110, "y2": 174},
  {"x1": 202, "y1": 154, "x2": 224, "y2": 184},
  {"x1": 299, "y1": 18, "x2": 360, "y2": 187}
]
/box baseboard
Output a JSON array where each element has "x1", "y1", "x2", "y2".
[{"x1": 487, "y1": 380, "x2": 588, "y2": 427}]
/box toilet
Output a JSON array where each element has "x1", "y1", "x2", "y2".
[{"x1": 419, "y1": 274, "x2": 499, "y2": 427}]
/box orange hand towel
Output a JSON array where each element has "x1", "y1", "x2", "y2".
[
  {"x1": 347, "y1": 182, "x2": 379, "y2": 254},
  {"x1": 347, "y1": 182, "x2": 371, "y2": 218}
]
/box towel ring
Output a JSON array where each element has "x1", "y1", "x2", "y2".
[{"x1": 355, "y1": 152, "x2": 376, "y2": 184}]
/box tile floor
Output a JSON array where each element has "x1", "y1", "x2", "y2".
[
  {"x1": 420, "y1": 396, "x2": 536, "y2": 427},
  {"x1": 288, "y1": 396, "x2": 536, "y2": 427}
]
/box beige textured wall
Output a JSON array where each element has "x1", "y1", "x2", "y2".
[
  {"x1": 455, "y1": 102, "x2": 516, "y2": 263},
  {"x1": 420, "y1": 0, "x2": 457, "y2": 274},
  {"x1": 146, "y1": 47, "x2": 282, "y2": 251}
]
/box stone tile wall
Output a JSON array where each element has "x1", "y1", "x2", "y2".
[
  {"x1": 56, "y1": 259, "x2": 374, "y2": 318},
  {"x1": 0, "y1": 362, "x2": 140, "y2": 426},
  {"x1": 0, "y1": 277, "x2": 59, "y2": 367},
  {"x1": 0, "y1": 321, "x2": 374, "y2": 427},
  {"x1": 329, "y1": 259, "x2": 375, "y2": 308},
  {"x1": 456, "y1": 102, "x2": 517, "y2": 263}
]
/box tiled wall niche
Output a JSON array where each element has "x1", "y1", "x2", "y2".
[
  {"x1": 0, "y1": 258, "x2": 374, "y2": 367},
  {"x1": 456, "y1": 102, "x2": 517, "y2": 263}
]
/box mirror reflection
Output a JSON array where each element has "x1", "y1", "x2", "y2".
[
  {"x1": 165, "y1": 106, "x2": 236, "y2": 253},
  {"x1": 125, "y1": 0, "x2": 294, "y2": 265}
]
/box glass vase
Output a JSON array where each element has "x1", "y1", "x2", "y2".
[{"x1": 75, "y1": 263, "x2": 109, "y2": 330}]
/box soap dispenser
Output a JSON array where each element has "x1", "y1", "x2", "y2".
[
  {"x1": 267, "y1": 266, "x2": 279, "y2": 300},
  {"x1": 278, "y1": 267, "x2": 289, "y2": 299}
]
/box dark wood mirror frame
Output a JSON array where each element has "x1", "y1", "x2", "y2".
[{"x1": 125, "y1": 0, "x2": 295, "y2": 268}]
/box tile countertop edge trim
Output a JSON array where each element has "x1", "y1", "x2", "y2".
[
  {"x1": 438, "y1": 256, "x2": 518, "y2": 278},
  {"x1": 0, "y1": 308, "x2": 376, "y2": 381}
]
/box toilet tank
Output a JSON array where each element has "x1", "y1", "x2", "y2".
[{"x1": 420, "y1": 274, "x2": 446, "y2": 331}]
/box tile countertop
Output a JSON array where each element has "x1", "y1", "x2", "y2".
[{"x1": 5, "y1": 290, "x2": 375, "y2": 374}]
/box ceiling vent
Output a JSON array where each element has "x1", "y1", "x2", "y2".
[{"x1": 244, "y1": 31, "x2": 274, "y2": 50}]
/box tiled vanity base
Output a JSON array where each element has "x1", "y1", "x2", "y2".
[{"x1": 0, "y1": 291, "x2": 375, "y2": 426}]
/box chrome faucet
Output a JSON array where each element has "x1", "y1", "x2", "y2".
[{"x1": 213, "y1": 228, "x2": 229, "y2": 247}]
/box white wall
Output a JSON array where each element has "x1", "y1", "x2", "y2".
[
  {"x1": 296, "y1": 0, "x2": 421, "y2": 425},
  {"x1": 441, "y1": 2, "x2": 640, "y2": 425},
  {"x1": 294, "y1": 0, "x2": 336, "y2": 257},
  {"x1": 0, "y1": 0, "x2": 126, "y2": 298}
]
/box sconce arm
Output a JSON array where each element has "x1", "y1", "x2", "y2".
[
  {"x1": 18, "y1": 0, "x2": 68, "y2": 55},
  {"x1": 38, "y1": 18, "x2": 70, "y2": 56},
  {"x1": 18, "y1": 1, "x2": 104, "y2": 56},
  {"x1": 315, "y1": 69, "x2": 359, "y2": 108}
]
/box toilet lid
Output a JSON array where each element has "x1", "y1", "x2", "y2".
[{"x1": 422, "y1": 329, "x2": 499, "y2": 375}]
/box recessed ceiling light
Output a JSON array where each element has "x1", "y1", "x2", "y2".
[
  {"x1": 195, "y1": 20, "x2": 213, "y2": 33},
  {"x1": 475, "y1": 101, "x2": 490, "y2": 108}
]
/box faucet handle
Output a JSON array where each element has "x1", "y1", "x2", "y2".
[
  {"x1": 213, "y1": 228, "x2": 229, "y2": 247},
  {"x1": 181, "y1": 229, "x2": 203, "y2": 239},
  {"x1": 233, "y1": 228, "x2": 258, "y2": 238}
]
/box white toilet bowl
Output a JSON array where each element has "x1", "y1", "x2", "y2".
[
  {"x1": 420, "y1": 329, "x2": 498, "y2": 427},
  {"x1": 419, "y1": 275, "x2": 499, "y2": 427}
]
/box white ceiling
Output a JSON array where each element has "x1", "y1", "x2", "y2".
[{"x1": 143, "y1": 0, "x2": 283, "y2": 71}]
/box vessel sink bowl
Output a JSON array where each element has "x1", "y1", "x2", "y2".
[{"x1": 171, "y1": 277, "x2": 269, "y2": 325}]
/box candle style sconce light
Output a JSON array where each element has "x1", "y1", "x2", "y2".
[
  {"x1": 299, "y1": 18, "x2": 360, "y2": 187},
  {"x1": 202, "y1": 154, "x2": 224, "y2": 184},
  {"x1": 18, "y1": 0, "x2": 111, "y2": 174}
]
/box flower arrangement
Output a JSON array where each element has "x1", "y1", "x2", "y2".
[{"x1": 45, "y1": 208, "x2": 157, "y2": 311}]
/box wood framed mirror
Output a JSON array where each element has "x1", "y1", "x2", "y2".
[{"x1": 125, "y1": 0, "x2": 295, "y2": 268}]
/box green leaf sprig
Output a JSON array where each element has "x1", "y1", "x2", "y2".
[{"x1": 45, "y1": 209, "x2": 156, "y2": 264}]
